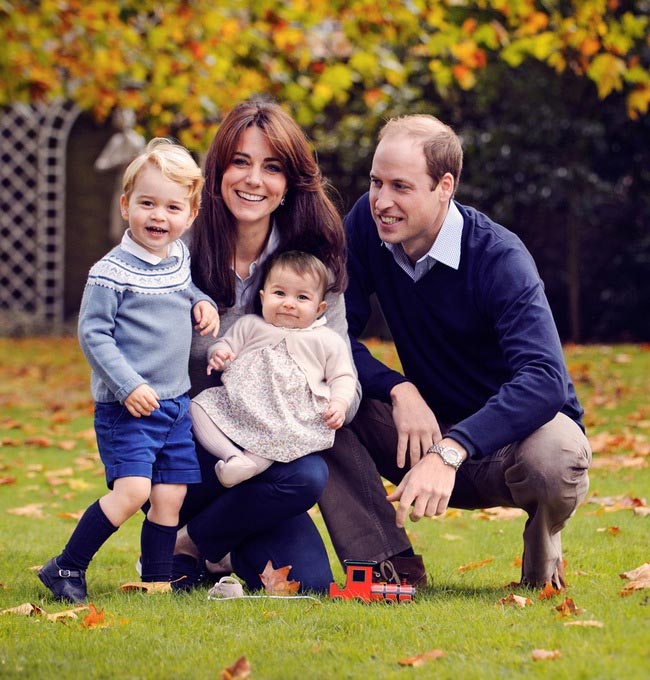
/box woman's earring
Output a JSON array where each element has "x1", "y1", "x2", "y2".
[{"x1": 280, "y1": 196, "x2": 285, "y2": 206}]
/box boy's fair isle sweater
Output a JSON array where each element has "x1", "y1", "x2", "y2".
[
  {"x1": 78, "y1": 240, "x2": 214, "y2": 404},
  {"x1": 344, "y1": 194, "x2": 584, "y2": 459}
]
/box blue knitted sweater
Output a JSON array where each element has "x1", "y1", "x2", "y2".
[
  {"x1": 344, "y1": 193, "x2": 584, "y2": 458},
  {"x1": 78, "y1": 240, "x2": 214, "y2": 404}
]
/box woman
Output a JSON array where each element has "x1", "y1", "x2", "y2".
[{"x1": 172, "y1": 99, "x2": 360, "y2": 593}]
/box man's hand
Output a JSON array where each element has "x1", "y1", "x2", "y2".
[
  {"x1": 207, "y1": 348, "x2": 236, "y2": 375},
  {"x1": 390, "y1": 382, "x2": 442, "y2": 468},
  {"x1": 124, "y1": 384, "x2": 160, "y2": 418},
  {"x1": 193, "y1": 301, "x2": 220, "y2": 337},
  {"x1": 387, "y1": 437, "x2": 468, "y2": 527}
]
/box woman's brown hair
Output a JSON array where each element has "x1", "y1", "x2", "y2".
[{"x1": 190, "y1": 98, "x2": 346, "y2": 311}]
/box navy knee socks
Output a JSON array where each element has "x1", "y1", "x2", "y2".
[
  {"x1": 59, "y1": 500, "x2": 118, "y2": 571},
  {"x1": 140, "y1": 519, "x2": 177, "y2": 582}
]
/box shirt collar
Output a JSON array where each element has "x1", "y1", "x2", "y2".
[
  {"x1": 234, "y1": 224, "x2": 280, "y2": 307},
  {"x1": 383, "y1": 201, "x2": 463, "y2": 280},
  {"x1": 120, "y1": 229, "x2": 182, "y2": 265}
]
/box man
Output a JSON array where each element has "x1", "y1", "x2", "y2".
[{"x1": 320, "y1": 115, "x2": 591, "y2": 589}]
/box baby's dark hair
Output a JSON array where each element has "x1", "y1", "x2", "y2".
[{"x1": 265, "y1": 251, "x2": 329, "y2": 300}]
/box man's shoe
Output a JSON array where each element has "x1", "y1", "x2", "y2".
[
  {"x1": 385, "y1": 554, "x2": 428, "y2": 587},
  {"x1": 38, "y1": 557, "x2": 87, "y2": 603}
]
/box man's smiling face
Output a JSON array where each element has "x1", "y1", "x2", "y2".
[{"x1": 369, "y1": 133, "x2": 451, "y2": 262}]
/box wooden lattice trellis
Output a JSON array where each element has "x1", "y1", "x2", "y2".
[{"x1": 0, "y1": 100, "x2": 80, "y2": 327}]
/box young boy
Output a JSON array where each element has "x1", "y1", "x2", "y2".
[{"x1": 38, "y1": 138, "x2": 219, "y2": 603}]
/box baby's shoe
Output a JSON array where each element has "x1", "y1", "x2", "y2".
[
  {"x1": 215, "y1": 457, "x2": 258, "y2": 487},
  {"x1": 38, "y1": 557, "x2": 88, "y2": 604},
  {"x1": 207, "y1": 576, "x2": 244, "y2": 599}
]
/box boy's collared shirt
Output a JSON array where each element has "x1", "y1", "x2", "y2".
[{"x1": 121, "y1": 229, "x2": 182, "y2": 265}]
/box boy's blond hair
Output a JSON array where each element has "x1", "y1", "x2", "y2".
[{"x1": 122, "y1": 138, "x2": 204, "y2": 212}]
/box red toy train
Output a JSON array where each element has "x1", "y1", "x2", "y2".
[{"x1": 329, "y1": 560, "x2": 416, "y2": 603}]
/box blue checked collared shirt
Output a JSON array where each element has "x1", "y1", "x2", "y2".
[{"x1": 383, "y1": 201, "x2": 463, "y2": 280}]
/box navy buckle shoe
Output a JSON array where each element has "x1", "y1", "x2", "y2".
[{"x1": 38, "y1": 557, "x2": 88, "y2": 604}]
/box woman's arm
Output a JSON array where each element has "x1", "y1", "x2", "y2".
[{"x1": 323, "y1": 290, "x2": 361, "y2": 423}]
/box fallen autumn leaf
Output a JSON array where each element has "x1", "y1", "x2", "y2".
[
  {"x1": 532, "y1": 649, "x2": 562, "y2": 661},
  {"x1": 497, "y1": 593, "x2": 533, "y2": 608},
  {"x1": 259, "y1": 560, "x2": 300, "y2": 595},
  {"x1": 220, "y1": 655, "x2": 251, "y2": 679},
  {"x1": 398, "y1": 649, "x2": 445, "y2": 667}
]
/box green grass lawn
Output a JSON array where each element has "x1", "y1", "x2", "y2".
[{"x1": 1, "y1": 338, "x2": 649, "y2": 679}]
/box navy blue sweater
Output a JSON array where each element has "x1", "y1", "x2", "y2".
[{"x1": 344, "y1": 193, "x2": 584, "y2": 458}]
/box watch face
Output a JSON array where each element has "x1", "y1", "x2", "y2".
[
  {"x1": 449, "y1": 449, "x2": 462, "y2": 464},
  {"x1": 441, "y1": 446, "x2": 461, "y2": 467}
]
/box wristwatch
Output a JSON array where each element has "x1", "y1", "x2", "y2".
[{"x1": 427, "y1": 443, "x2": 464, "y2": 470}]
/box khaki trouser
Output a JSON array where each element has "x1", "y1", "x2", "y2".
[{"x1": 319, "y1": 398, "x2": 592, "y2": 588}]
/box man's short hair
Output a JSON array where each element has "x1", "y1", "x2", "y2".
[{"x1": 379, "y1": 115, "x2": 463, "y2": 193}]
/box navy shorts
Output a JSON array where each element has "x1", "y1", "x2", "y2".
[{"x1": 94, "y1": 394, "x2": 201, "y2": 488}]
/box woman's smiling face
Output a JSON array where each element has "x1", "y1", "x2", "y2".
[{"x1": 221, "y1": 125, "x2": 288, "y2": 231}]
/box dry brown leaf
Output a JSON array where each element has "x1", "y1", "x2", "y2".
[
  {"x1": 633, "y1": 506, "x2": 650, "y2": 516},
  {"x1": 220, "y1": 655, "x2": 251, "y2": 680},
  {"x1": 46, "y1": 467, "x2": 74, "y2": 477},
  {"x1": 620, "y1": 563, "x2": 650, "y2": 581},
  {"x1": 259, "y1": 560, "x2": 300, "y2": 595},
  {"x1": 555, "y1": 597, "x2": 585, "y2": 617},
  {"x1": 563, "y1": 620, "x2": 604, "y2": 628},
  {"x1": 590, "y1": 455, "x2": 647, "y2": 470},
  {"x1": 24, "y1": 436, "x2": 54, "y2": 448},
  {"x1": 398, "y1": 649, "x2": 445, "y2": 667},
  {"x1": 80, "y1": 603, "x2": 108, "y2": 628},
  {"x1": 619, "y1": 563, "x2": 650, "y2": 595},
  {"x1": 476, "y1": 506, "x2": 525, "y2": 520},
  {"x1": 532, "y1": 649, "x2": 562, "y2": 661},
  {"x1": 457, "y1": 557, "x2": 494, "y2": 573},
  {"x1": 0, "y1": 476, "x2": 17, "y2": 485},
  {"x1": 119, "y1": 581, "x2": 172, "y2": 594},
  {"x1": 538, "y1": 582, "x2": 563, "y2": 599},
  {"x1": 47, "y1": 606, "x2": 88, "y2": 623},
  {"x1": 67, "y1": 478, "x2": 92, "y2": 490},
  {"x1": 1, "y1": 418, "x2": 23, "y2": 430},
  {"x1": 6, "y1": 503, "x2": 46, "y2": 518},
  {"x1": 56, "y1": 510, "x2": 85, "y2": 521},
  {"x1": 620, "y1": 577, "x2": 650, "y2": 596},
  {"x1": 596, "y1": 526, "x2": 621, "y2": 535},
  {"x1": 0, "y1": 602, "x2": 46, "y2": 616},
  {"x1": 497, "y1": 593, "x2": 533, "y2": 608}
]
